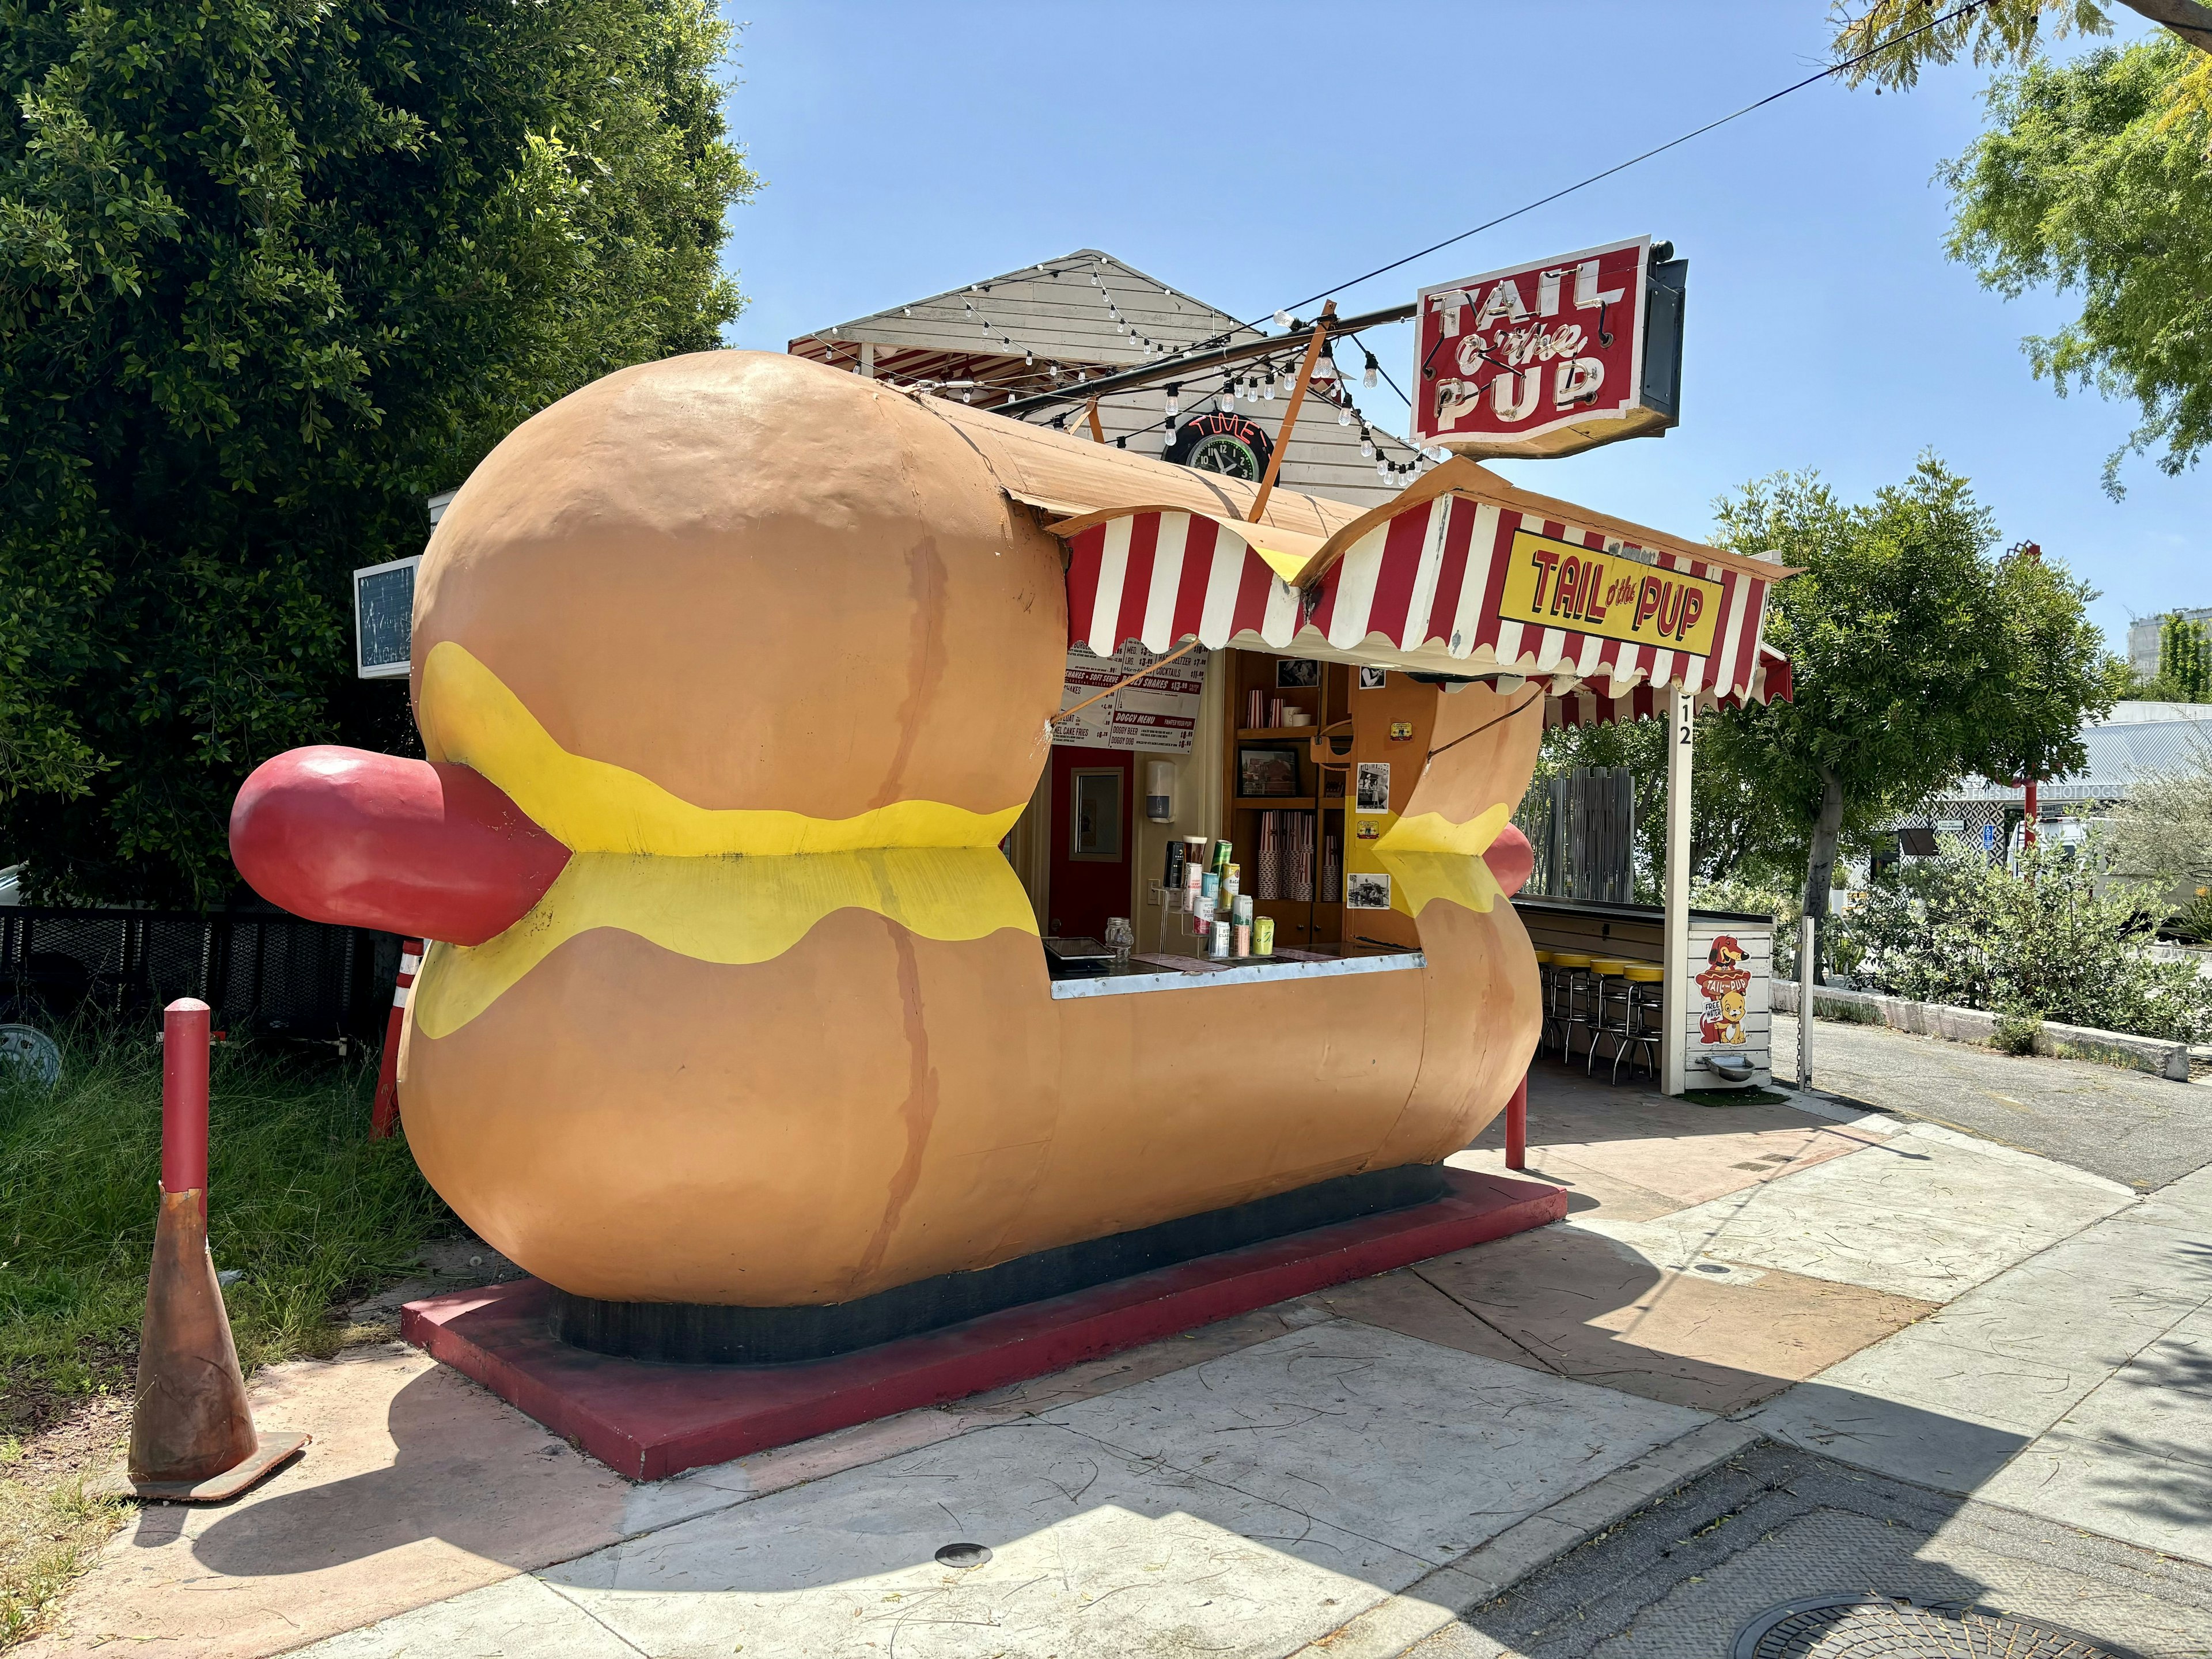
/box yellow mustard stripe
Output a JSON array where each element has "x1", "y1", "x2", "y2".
[
  {"x1": 418, "y1": 641, "x2": 1025, "y2": 855},
  {"x1": 1373, "y1": 801, "x2": 1512, "y2": 857},
  {"x1": 1251, "y1": 546, "x2": 1307, "y2": 583},
  {"x1": 1373, "y1": 849, "x2": 1505, "y2": 918},
  {"x1": 413, "y1": 847, "x2": 1039, "y2": 1038}
]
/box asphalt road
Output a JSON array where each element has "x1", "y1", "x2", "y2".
[
  {"x1": 1406, "y1": 1441, "x2": 2212, "y2": 1659},
  {"x1": 1772, "y1": 1010, "x2": 2212, "y2": 1192}
]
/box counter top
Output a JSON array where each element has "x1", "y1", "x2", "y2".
[
  {"x1": 1047, "y1": 949, "x2": 1426, "y2": 1000},
  {"x1": 1510, "y1": 895, "x2": 1776, "y2": 927}
]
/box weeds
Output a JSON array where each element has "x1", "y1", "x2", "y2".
[{"x1": 0, "y1": 1022, "x2": 448, "y2": 1646}]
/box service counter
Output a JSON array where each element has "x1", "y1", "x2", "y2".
[
  {"x1": 1046, "y1": 945, "x2": 1424, "y2": 1001},
  {"x1": 1513, "y1": 895, "x2": 1775, "y2": 1086}
]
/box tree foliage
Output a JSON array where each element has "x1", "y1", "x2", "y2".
[
  {"x1": 1828, "y1": 0, "x2": 2212, "y2": 107},
  {"x1": 1705, "y1": 459, "x2": 2126, "y2": 945},
  {"x1": 2107, "y1": 733, "x2": 2212, "y2": 880},
  {"x1": 1941, "y1": 37, "x2": 2212, "y2": 493},
  {"x1": 2135, "y1": 611, "x2": 2212, "y2": 699},
  {"x1": 0, "y1": 0, "x2": 756, "y2": 904}
]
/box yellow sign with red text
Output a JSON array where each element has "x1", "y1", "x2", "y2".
[{"x1": 1496, "y1": 529, "x2": 1722, "y2": 657}]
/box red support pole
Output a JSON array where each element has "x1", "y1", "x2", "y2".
[
  {"x1": 2024, "y1": 777, "x2": 2038, "y2": 847},
  {"x1": 162, "y1": 999, "x2": 211, "y2": 1212},
  {"x1": 369, "y1": 939, "x2": 422, "y2": 1141},
  {"x1": 1505, "y1": 1074, "x2": 1528, "y2": 1171}
]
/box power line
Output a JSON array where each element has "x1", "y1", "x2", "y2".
[
  {"x1": 1007, "y1": 0, "x2": 1996, "y2": 425},
  {"x1": 1251, "y1": 0, "x2": 1997, "y2": 324}
]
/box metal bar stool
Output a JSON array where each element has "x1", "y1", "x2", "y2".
[
  {"x1": 1533, "y1": 950, "x2": 1556, "y2": 1049},
  {"x1": 1584, "y1": 959, "x2": 1632, "y2": 1076},
  {"x1": 1548, "y1": 953, "x2": 1592, "y2": 1062},
  {"x1": 1616, "y1": 964, "x2": 1666, "y2": 1082}
]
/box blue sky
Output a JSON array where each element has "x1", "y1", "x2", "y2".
[{"x1": 718, "y1": 3, "x2": 2201, "y2": 658}]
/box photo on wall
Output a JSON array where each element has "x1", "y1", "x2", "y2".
[
  {"x1": 1346, "y1": 872, "x2": 1392, "y2": 910},
  {"x1": 1237, "y1": 746, "x2": 1302, "y2": 798},
  {"x1": 1358, "y1": 666, "x2": 1387, "y2": 690},
  {"x1": 1355, "y1": 761, "x2": 1391, "y2": 813},
  {"x1": 1274, "y1": 658, "x2": 1321, "y2": 689}
]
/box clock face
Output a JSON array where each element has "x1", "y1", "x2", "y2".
[
  {"x1": 1163, "y1": 412, "x2": 1274, "y2": 479},
  {"x1": 1185, "y1": 433, "x2": 1262, "y2": 479}
]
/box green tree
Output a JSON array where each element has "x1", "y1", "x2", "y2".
[
  {"x1": 1826, "y1": 7, "x2": 2212, "y2": 494},
  {"x1": 1942, "y1": 39, "x2": 2212, "y2": 493},
  {"x1": 1706, "y1": 458, "x2": 2124, "y2": 965},
  {"x1": 1829, "y1": 1, "x2": 2212, "y2": 99},
  {"x1": 1, "y1": 0, "x2": 756, "y2": 904},
  {"x1": 2154, "y1": 612, "x2": 2212, "y2": 698},
  {"x1": 1526, "y1": 715, "x2": 1802, "y2": 904}
]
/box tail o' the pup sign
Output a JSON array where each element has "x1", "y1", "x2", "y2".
[
  {"x1": 1412, "y1": 236, "x2": 1685, "y2": 461},
  {"x1": 1497, "y1": 528, "x2": 1723, "y2": 658}
]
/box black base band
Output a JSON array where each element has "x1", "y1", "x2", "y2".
[{"x1": 549, "y1": 1162, "x2": 1448, "y2": 1365}]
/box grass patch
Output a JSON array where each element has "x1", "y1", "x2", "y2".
[{"x1": 0, "y1": 1024, "x2": 450, "y2": 1646}]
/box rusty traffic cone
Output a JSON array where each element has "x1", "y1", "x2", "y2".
[{"x1": 119, "y1": 999, "x2": 308, "y2": 1502}]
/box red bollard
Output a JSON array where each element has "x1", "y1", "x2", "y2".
[
  {"x1": 369, "y1": 938, "x2": 423, "y2": 1141},
  {"x1": 118, "y1": 1000, "x2": 308, "y2": 1502},
  {"x1": 1505, "y1": 1074, "x2": 1528, "y2": 1172}
]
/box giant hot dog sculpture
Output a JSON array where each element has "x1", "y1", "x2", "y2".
[{"x1": 231, "y1": 350, "x2": 1544, "y2": 1349}]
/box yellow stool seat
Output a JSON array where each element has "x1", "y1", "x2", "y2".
[
  {"x1": 1533, "y1": 950, "x2": 1554, "y2": 965},
  {"x1": 1551, "y1": 952, "x2": 1591, "y2": 969},
  {"x1": 1588, "y1": 958, "x2": 1631, "y2": 976},
  {"x1": 1623, "y1": 965, "x2": 1665, "y2": 983}
]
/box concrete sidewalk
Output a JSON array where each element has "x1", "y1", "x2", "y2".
[{"x1": 29, "y1": 1056, "x2": 2212, "y2": 1658}]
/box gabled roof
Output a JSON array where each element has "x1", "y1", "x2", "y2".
[
  {"x1": 790, "y1": 249, "x2": 1258, "y2": 375},
  {"x1": 787, "y1": 248, "x2": 1428, "y2": 508}
]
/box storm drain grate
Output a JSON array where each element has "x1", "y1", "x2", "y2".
[{"x1": 1734, "y1": 1594, "x2": 2127, "y2": 1657}]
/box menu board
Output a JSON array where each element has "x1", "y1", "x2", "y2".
[{"x1": 1052, "y1": 643, "x2": 1208, "y2": 753}]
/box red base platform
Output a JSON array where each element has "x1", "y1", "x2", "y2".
[{"x1": 402, "y1": 1166, "x2": 1565, "y2": 1481}]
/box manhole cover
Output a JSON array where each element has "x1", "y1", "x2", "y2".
[{"x1": 1734, "y1": 1594, "x2": 2127, "y2": 1657}]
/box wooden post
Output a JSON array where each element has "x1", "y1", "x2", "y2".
[
  {"x1": 1505, "y1": 1074, "x2": 1528, "y2": 1171},
  {"x1": 1248, "y1": 301, "x2": 1336, "y2": 525},
  {"x1": 1662, "y1": 685, "x2": 1693, "y2": 1095},
  {"x1": 1086, "y1": 397, "x2": 1105, "y2": 444}
]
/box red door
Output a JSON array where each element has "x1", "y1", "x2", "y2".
[{"x1": 1046, "y1": 747, "x2": 1134, "y2": 940}]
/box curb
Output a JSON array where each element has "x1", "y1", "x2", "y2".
[
  {"x1": 1772, "y1": 980, "x2": 2196, "y2": 1082},
  {"x1": 1289, "y1": 1418, "x2": 1764, "y2": 1657}
]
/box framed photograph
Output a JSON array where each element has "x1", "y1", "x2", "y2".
[
  {"x1": 1357, "y1": 666, "x2": 1387, "y2": 690},
  {"x1": 1346, "y1": 872, "x2": 1392, "y2": 910},
  {"x1": 1238, "y1": 746, "x2": 1302, "y2": 798},
  {"x1": 1274, "y1": 658, "x2": 1321, "y2": 689},
  {"x1": 1355, "y1": 760, "x2": 1391, "y2": 814}
]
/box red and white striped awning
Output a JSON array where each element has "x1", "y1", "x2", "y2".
[{"x1": 1059, "y1": 485, "x2": 1790, "y2": 709}]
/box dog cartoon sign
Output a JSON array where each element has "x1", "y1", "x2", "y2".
[{"x1": 1695, "y1": 935, "x2": 1751, "y2": 1047}]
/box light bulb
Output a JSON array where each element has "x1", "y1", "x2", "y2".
[
  {"x1": 1274, "y1": 310, "x2": 1292, "y2": 327},
  {"x1": 1377, "y1": 461, "x2": 1391, "y2": 480},
  {"x1": 1263, "y1": 377, "x2": 1275, "y2": 401},
  {"x1": 1024, "y1": 352, "x2": 1033, "y2": 366},
  {"x1": 1338, "y1": 408, "x2": 1353, "y2": 426},
  {"x1": 961, "y1": 390, "x2": 973, "y2": 403},
  {"x1": 1166, "y1": 396, "x2": 1178, "y2": 418},
  {"x1": 902, "y1": 306, "x2": 911, "y2": 316},
  {"x1": 1363, "y1": 361, "x2": 1378, "y2": 388},
  {"x1": 1218, "y1": 392, "x2": 1235, "y2": 413},
  {"x1": 1360, "y1": 437, "x2": 1374, "y2": 459}
]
